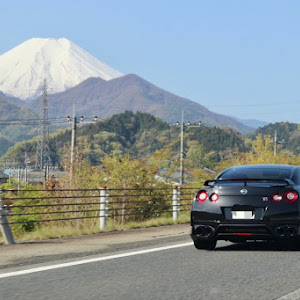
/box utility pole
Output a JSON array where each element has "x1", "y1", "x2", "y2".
[
  {"x1": 176, "y1": 110, "x2": 202, "y2": 185},
  {"x1": 274, "y1": 129, "x2": 277, "y2": 156},
  {"x1": 179, "y1": 110, "x2": 184, "y2": 186},
  {"x1": 70, "y1": 103, "x2": 77, "y2": 180},
  {"x1": 274, "y1": 129, "x2": 284, "y2": 156}
]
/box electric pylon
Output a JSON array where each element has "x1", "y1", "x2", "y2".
[{"x1": 35, "y1": 79, "x2": 51, "y2": 172}]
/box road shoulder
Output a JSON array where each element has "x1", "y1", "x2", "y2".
[{"x1": 0, "y1": 224, "x2": 190, "y2": 271}]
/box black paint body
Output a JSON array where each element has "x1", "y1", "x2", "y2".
[{"x1": 190, "y1": 165, "x2": 300, "y2": 247}]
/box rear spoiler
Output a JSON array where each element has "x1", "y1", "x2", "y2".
[{"x1": 204, "y1": 178, "x2": 295, "y2": 187}]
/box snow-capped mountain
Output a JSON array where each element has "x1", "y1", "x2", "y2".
[{"x1": 0, "y1": 38, "x2": 123, "y2": 100}]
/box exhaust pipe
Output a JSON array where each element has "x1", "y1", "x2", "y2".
[
  {"x1": 275, "y1": 226, "x2": 286, "y2": 237},
  {"x1": 203, "y1": 226, "x2": 213, "y2": 236},
  {"x1": 195, "y1": 226, "x2": 204, "y2": 235},
  {"x1": 195, "y1": 225, "x2": 214, "y2": 237},
  {"x1": 286, "y1": 226, "x2": 296, "y2": 237},
  {"x1": 275, "y1": 225, "x2": 297, "y2": 238}
]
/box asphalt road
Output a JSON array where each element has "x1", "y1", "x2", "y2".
[{"x1": 1, "y1": 225, "x2": 300, "y2": 300}]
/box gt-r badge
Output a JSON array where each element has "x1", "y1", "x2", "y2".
[
  {"x1": 240, "y1": 188, "x2": 248, "y2": 195},
  {"x1": 262, "y1": 197, "x2": 268, "y2": 201}
]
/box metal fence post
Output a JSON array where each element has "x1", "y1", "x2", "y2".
[
  {"x1": 100, "y1": 187, "x2": 107, "y2": 230},
  {"x1": 172, "y1": 186, "x2": 179, "y2": 221},
  {"x1": 0, "y1": 196, "x2": 15, "y2": 244}
]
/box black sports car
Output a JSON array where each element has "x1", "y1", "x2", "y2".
[{"x1": 190, "y1": 164, "x2": 300, "y2": 250}]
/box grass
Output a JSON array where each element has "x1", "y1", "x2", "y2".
[{"x1": 0, "y1": 214, "x2": 190, "y2": 243}]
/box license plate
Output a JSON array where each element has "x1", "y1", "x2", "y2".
[{"x1": 232, "y1": 211, "x2": 254, "y2": 219}]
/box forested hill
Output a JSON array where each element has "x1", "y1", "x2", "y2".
[
  {"x1": 252, "y1": 122, "x2": 300, "y2": 155},
  {"x1": 26, "y1": 74, "x2": 253, "y2": 134},
  {"x1": 0, "y1": 93, "x2": 38, "y2": 156},
  {"x1": 4, "y1": 111, "x2": 247, "y2": 167}
]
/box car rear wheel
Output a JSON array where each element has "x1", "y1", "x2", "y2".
[{"x1": 193, "y1": 239, "x2": 216, "y2": 250}]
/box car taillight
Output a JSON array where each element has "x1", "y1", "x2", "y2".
[
  {"x1": 210, "y1": 193, "x2": 219, "y2": 202},
  {"x1": 271, "y1": 193, "x2": 282, "y2": 203},
  {"x1": 284, "y1": 191, "x2": 298, "y2": 203},
  {"x1": 196, "y1": 191, "x2": 208, "y2": 203}
]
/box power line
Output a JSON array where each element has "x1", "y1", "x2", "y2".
[{"x1": 0, "y1": 116, "x2": 102, "y2": 126}]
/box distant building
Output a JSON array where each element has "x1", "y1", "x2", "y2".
[
  {"x1": 0, "y1": 171, "x2": 9, "y2": 184},
  {"x1": 158, "y1": 169, "x2": 193, "y2": 185},
  {"x1": 3, "y1": 169, "x2": 65, "y2": 185}
]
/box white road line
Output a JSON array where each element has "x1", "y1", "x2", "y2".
[
  {"x1": 0, "y1": 242, "x2": 193, "y2": 279},
  {"x1": 276, "y1": 289, "x2": 300, "y2": 300}
]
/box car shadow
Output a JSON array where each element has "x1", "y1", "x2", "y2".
[{"x1": 215, "y1": 241, "x2": 300, "y2": 252}]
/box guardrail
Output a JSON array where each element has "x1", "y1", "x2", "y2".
[{"x1": 0, "y1": 187, "x2": 196, "y2": 244}]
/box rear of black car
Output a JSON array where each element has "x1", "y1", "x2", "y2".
[{"x1": 190, "y1": 165, "x2": 300, "y2": 249}]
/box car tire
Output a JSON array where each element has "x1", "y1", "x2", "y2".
[{"x1": 194, "y1": 239, "x2": 216, "y2": 250}]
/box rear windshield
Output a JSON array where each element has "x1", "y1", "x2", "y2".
[{"x1": 218, "y1": 168, "x2": 292, "y2": 181}]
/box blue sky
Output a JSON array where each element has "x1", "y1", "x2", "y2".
[{"x1": 1, "y1": 0, "x2": 300, "y2": 123}]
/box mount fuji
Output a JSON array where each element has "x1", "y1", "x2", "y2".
[
  {"x1": 0, "y1": 38, "x2": 123, "y2": 100},
  {"x1": 0, "y1": 37, "x2": 255, "y2": 133}
]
